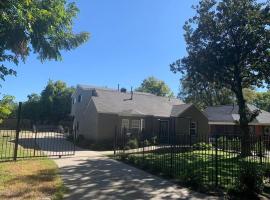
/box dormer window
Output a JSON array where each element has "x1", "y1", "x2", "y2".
[{"x1": 78, "y1": 94, "x2": 82, "y2": 103}]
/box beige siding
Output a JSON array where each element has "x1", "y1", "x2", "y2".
[
  {"x1": 71, "y1": 87, "x2": 98, "y2": 140},
  {"x1": 175, "y1": 105, "x2": 209, "y2": 140},
  {"x1": 97, "y1": 113, "x2": 119, "y2": 142}
]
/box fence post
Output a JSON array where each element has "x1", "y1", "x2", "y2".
[
  {"x1": 170, "y1": 122, "x2": 173, "y2": 176},
  {"x1": 259, "y1": 135, "x2": 262, "y2": 165},
  {"x1": 34, "y1": 128, "x2": 37, "y2": 157},
  {"x1": 13, "y1": 102, "x2": 22, "y2": 161},
  {"x1": 215, "y1": 135, "x2": 218, "y2": 187},
  {"x1": 114, "y1": 126, "x2": 117, "y2": 157},
  {"x1": 142, "y1": 128, "x2": 145, "y2": 167}
]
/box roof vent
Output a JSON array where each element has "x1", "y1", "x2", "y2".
[{"x1": 120, "y1": 88, "x2": 127, "y2": 93}]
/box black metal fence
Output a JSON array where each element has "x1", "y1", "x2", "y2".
[
  {"x1": 114, "y1": 127, "x2": 270, "y2": 190},
  {"x1": 0, "y1": 103, "x2": 75, "y2": 162}
]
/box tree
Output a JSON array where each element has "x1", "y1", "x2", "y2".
[
  {"x1": 171, "y1": 0, "x2": 270, "y2": 156},
  {"x1": 21, "y1": 93, "x2": 41, "y2": 123},
  {"x1": 0, "y1": 0, "x2": 89, "y2": 81},
  {"x1": 0, "y1": 95, "x2": 16, "y2": 122},
  {"x1": 179, "y1": 74, "x2": 235, "y2": 109},
  {"x1": 39, "y1": 80, "x2": 75, "y2": 123},
  {"x1": 254, "y1": 91, "x2": 270, "y2": 112},
  {"x1": 21, "y1": 80, "x2": 74, "y2": 124},
  {"x1": 136, "y1": 76, "x2": 174, "y2": 97}
]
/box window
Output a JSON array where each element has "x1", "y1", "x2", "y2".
[
  {"x1": 264, "y1": 127, "x2": 270, "y2": 135},
  {"x1": 121, "y1": 119, "x2": 129, "y2": 129},
  {"x1": 140, "y1": 119, "x2": 145, "y2": 130},
  {"x1": 190, "y1": 121, "x2": 197, "y2": 136},
  {"x1": 131, "y1": 120, "x2": 140, "y2": 129},
  {"x1": 78, "y1": 94, "x2": 82, "y2": 103}
]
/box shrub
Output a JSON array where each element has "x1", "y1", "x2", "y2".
[
  {"x1": 192, "y1": 142, "x2": 212, "y2": 150},
  {"x1": 216, "y1": 136, "x2": 241, "y2": 152},
  {"x1": 228, "y1": 165, "x2": 264, "y2": 198},
  {"x1": 125, "y1": 138, "x2": 139, "y2": 150},
  {"x1": 144, "y1": 139, "x2": 150, "y2": 147},
  {"x1": 251, "y1": 141, "x2": 266, "y2": 156},
  {"x1": 150, "y1": 136, "x2": 157, "y2": 145}
]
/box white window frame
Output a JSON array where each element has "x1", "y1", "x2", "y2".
[
  {"x1": 190, "y1": 121, "x2": 197, "y2": 136},
  {"x1": 121, "y1": 119, "x2": 129, "y2": 129},
  {"x1": 140, "y1": 119, "x2": 145, "y2": 131},
  {"x1": 131, "y1": 119, "x2": 140, "y2": 129}
]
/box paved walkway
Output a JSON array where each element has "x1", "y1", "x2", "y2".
[{"x1": 54, "y1": 149, "x2": 220, "y2": 200}]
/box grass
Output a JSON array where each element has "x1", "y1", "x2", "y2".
[
  {"x1": 0, "y1": 159, "x2": 67, "y2": 200},
  {"x1": 116, "y1": 147, "x2": 270, "y2": 192}
]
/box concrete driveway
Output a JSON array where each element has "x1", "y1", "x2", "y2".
[{"x1": 54, "y1": 149, "x2": 220, "y2": 200}]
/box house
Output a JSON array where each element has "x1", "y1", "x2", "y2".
[
  {"x1": 71, "y1": 85, "x2": 209, "y2": 146},
  {"x1": 204, "y1": 104, "x2": 270, "y2": 136}
]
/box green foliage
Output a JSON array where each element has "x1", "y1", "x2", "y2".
[
  {"x1": 125, "y1": 138, "x2": 139, "y2": 150},
  {"x1": 0, "y1": 0, "x2": 89, "y2": 82},
  {"x1": 21, "y1": 80, "x2": 75, "y2": 124},
  {"x1": 136, "y1": 76, "x2": 174, "y2": 97},
  {"x1": 179, "y1": 75, "x2": 235, "y2": 109},
  {"x1": 150, "y1": 136, "x2": 157, "y2": 145},
  {"x1": 171, "y1": 0, "x2": 269, "y2": 156},
  {"x1": 192, "y1": 142, "x2": 212, "y2": 150},
  {"x1": 0, "y1": 95, "x2": 16, "y2": 122},
  {"x1": 228, "y1": 165, "x2": 264, "y2": 197},
  {"x1": 254, "y1": 91, "x2": 270, "y2": 112},
  {"x1": 216, "y1": 137, "x2": 241, "y2": 152}
]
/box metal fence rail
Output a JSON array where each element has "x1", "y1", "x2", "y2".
[
  {"x1": 114, "y1": 127, "x2": 270, "y2": 190},
  {"x1": 0, "y1": 102, "x2": 76, "y2": 162}
]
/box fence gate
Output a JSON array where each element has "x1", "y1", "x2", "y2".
[{"x1": 0, "y1": 102, "x2": 76, "y2": 162}]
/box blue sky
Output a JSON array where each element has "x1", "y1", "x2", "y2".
[{"x1": 1, "y1": 0, "x2": 200, "y2": 101}]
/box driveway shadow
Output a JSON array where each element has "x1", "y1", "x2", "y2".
[{"x1": 56, "y1": 155, "x2": 219, "y2": 200}]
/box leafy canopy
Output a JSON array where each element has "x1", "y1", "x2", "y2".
[
  {"x1": 0, "y1": 95, "x2": 16, "y2": 122},
  {"x1": 136, "y1": 76, "x2": 174, "y2": 97},
  {"x1": 171, "y1": 0, "x2": 269, "y2": 122},
  {"x1": 179, "y1": 75, "x2": 235, "y2": 109},
  {"x1": 0, "y1": 0, "x2": 89, "y2": 81},
  {"x1": 22, "y1": 80, "x2": 75, "y2": 124}
]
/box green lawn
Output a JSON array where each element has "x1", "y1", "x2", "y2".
[{"x1": 117, "y1": 147, "x2": 270, "y2": 190}]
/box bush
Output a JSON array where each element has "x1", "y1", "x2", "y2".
[
  {"x1": 125, "y1": 138, "x2": 139, "y2": 150},
  {"x1": 216, "y1": 136, "x2": 241, "y2": 152},
  {"x1": 192, "y1": 142, "x2": 212, "y2": 150},
  {"x1": 150, "y1": 136, "x2": 157, "y2": 145},
  {"x1": 251, "y1": 141, "x2": 266, "y2": 155},
  {"x1": 228, "y1": 165, "x2": 264, "y2": 198}
]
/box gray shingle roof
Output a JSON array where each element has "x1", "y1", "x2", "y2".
[
  {"x1": 204, "y1": 104, "x2": 270, "y2": 125},
  {"x1": 80, "y1": 86, "x2": 184, "y2": 117},
  {"x1": 171, "y1": 104, "x2": 193, "y2": 117}
]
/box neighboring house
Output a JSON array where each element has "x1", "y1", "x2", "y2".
[
  {"x1": 71, "y1": 85, "x2": 209, "y2": 146},
  {"x1": 204, "y1": 104, "x2": 270, "y2": 136}
]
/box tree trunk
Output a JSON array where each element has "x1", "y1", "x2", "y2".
[{"x1": 235, "y1": 84, "x2": 252, "y2": 157}]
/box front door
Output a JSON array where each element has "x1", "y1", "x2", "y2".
[{"x1": 159, "y1": 120, "x2": 169, "y2": 143}]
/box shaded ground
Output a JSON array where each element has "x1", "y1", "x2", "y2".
[{"x1": 54, "y1": 150, "x2": 220, "y2": 200}]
